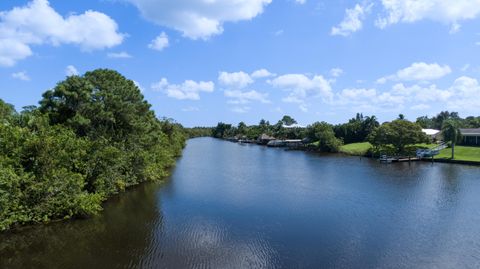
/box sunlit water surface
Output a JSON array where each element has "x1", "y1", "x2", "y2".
[{"x1": 2, "y1": 137, "x2": 480, "y2": 268}]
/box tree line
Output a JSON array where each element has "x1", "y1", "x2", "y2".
[
  {"x1": 212, "y1": 111, "x2": 477, "y2": 155},
  {"x1": 0, "y1": 69, "x2": 186, "y2": 231}
]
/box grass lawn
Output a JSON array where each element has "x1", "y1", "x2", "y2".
[
  {"x1": 436, "y1": 146, "x2": 480, "y2": 162},
  {"x1": 340, "y1": 142, "x2": 372, "y2": 156}
]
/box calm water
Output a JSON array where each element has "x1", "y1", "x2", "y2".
[{"x1": 2, "y1": 137, "x2": 480, "y2": 269}]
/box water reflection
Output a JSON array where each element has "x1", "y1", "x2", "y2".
[{"x1": 0, "y1": 182, "x2": 163, "y2": 269}]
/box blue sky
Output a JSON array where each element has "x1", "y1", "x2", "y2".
[{"x1": 1, "y1": 0, "x2": 480, "y2": 127}]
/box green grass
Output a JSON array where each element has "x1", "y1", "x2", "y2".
[
  {"x1": 340, "y1": 142, "x2": 372, "y2": 156},
  {"x1": 436, "y1": 146, "x2": 480, "y2": 162}
]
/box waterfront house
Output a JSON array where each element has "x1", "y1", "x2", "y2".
[
  {"x1": 460, "y1": 128, "x2": 480, "y2": 146},
  {"x1": 257, "y1": 134, "x2": 275, "y2": 145},
  {"x1": 422, "y1": 129, "x2": 442, "y2": 141},
  {"x1": 267, "y1": 139, "x2": 303, "y2": 148},
  {"x1": 267, "y1": 140, "x2": 286, "y2": 147},
  {"x1": 282, "y1": 124, "x2": 306, "y2": 129}
]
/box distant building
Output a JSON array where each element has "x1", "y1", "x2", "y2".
[
  {"x1": 257, "y1": 134, "x2": 275, "y2": 145},
  {"x1": 460, "y1": 128, "x2": 480, "y2": 146},
  {"x1": 422, "y1": 129, "x2": 442, "y2": 141},
  {"x1": 282, "y1": 124, "x2": 306, "y2": 129}
]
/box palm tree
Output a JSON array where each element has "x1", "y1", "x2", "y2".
[{"x1": 442, "y1": 119, "x2": 462, "y2": 159}]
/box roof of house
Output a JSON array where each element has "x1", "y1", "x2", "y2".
[
  {"x1": 422, "y1": 129, "x2": 441, "y2": 136},
  {"x1": 282, "y1": 124, "x2": 306, "y2": 128},
  {"x1": 259, "y1": 134, "x2": 275, "y2": 140},
  {"x1": 460, "y1": 128, "x2": 480, "y2": 135}
]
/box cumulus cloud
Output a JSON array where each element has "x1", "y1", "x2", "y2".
[
  {"x1": 126, "y1": 0, "x2": 272, "y2": 40},
  {"x1": 376, "y1": 0, "x2": 480, "y2": 31},
  {"x1": 151, "y1": 78, "x2": 214, "y2": 100},
  {"x1": 331, "y1": 3, "x2": 373, "y2": 36},
  {"x1": 0, "y1": 0, "x2": 124, "y2": 66},
  {"x1": 269, "y1": 73, "x2": 333, "y2": 112},
  {"x1": 148, "y1": 32, "x2": 169, "y2": 51},
  {"x1": 218, "y1": 71, "x2": 254, "y2": 89},
  {"x1": 11, "y1": 71, "x2": 30, "y2": 81},
  {"x1": 251, "y1": 68, "x2": 275, "y2": 79},
  {"x1": 333, "y1": 74, "x2": 480, "y2": 113},
  {"x1": 445, "y1": 76, "x2": 480, "y2": 111},
  {"x1": 224, "y1": 89, "x2": 270, "y2": 104},
  {"x1": 270, "y1": 74, "x2": 333, "y2": 103},
  {"x1": 377, "y1": 62, "x2": 451, "y2": 83},
  {"x1": 65, "y1": 65, "x2": 79, "y2": 76},
  {"x1": 107, "y1": 51, "x2": 132, "y2": 58}
]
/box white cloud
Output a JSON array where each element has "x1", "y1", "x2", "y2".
[
  {"x1": 11, "y1": 71, "x2": 30, "y2": 81},
  {"x1": 126, "y1": 0, "x2": 272, "y2": 40},
  {"x1": 65, "y1": 65, "x2": 79, "y2": 76},
  {"x1": 330, "y1": 68, "x2": 344, "y2": 77},
  {"x1": 148, "y1": 32, "x2": 169, "y2": 51},
  {"x1": 251, "y1": 69, "x2": 275, "y2": 79},
  {"x1": 218, "y1": 71, "x2": 254, "y2": 89},
  {"x1": 331, "y1": 3, "x2": 373, "y2": 36},
  {"x1": 338, "y1": 88, "x2": 377, "y2": 103},
  {"x1": 333, "y1": 74, "x2": 480, "y2": 113},
  {"x1": 377, "y1": 62, "x2": 451, "y2": 83},
  {"x1": 0, "y1": 0, "x2": 124, "y2": 66},
  {"x1": 270, "y1": 74, "x2": 333, "y2": 107},
  {"x1": 447, "y1": 76, "x2": 480, "y2": 110},
  {"x1": 107, "y1": 51, "x2": 132, "y2": 58},
  {"x1": 295, "y1": 0, "x2": 306, "y2": 4},
  {"x1": 376, "y1": 0, "x2": 480, "y2": 31},
  {"x1": 151, "y1": 78, "x2": 214, "y2": 100},
  {"x1": 224, "y1": 89, "x2": 270, "y2": 104},
  {"x1": 391, "y1": 83, "x2": 452, "y2": 103}
]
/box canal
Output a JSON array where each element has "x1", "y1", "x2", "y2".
[{"x1": 2, "y1": 137, "x2": 480, "y2": 268}]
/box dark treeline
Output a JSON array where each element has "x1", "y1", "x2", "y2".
[
  {"x1": 184, "y1": 127, "x2": 214, "y2": 138},
  {"x1": 212, "y1": 112, "x2": 479, "y2": 155},
  {"x1": 416, "y1": 111, "x2": 480, "y2": 129},
  {"x1": 0, "y1": 69, "x2": 186, "y2": 231}
]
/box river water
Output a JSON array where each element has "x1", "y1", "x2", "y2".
[{"x1": 2, "y1": 137, "x2": 480, "y2": 268}]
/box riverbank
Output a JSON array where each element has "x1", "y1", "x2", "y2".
[{"x1": 223, "y1": 138, "x2": 480, "y2": 166}]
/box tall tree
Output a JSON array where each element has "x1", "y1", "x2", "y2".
[
  {"x1": 368, "y1": 120, "x2": 428, "y2": 154},
  {"x1": 280, "y1": 115, "x2": 297, "y2": 126},
  {"x1": 442, "y1": 119, "x2": 462, "y2": 159}
]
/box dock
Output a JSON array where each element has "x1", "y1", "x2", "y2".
[{"x1": 380, "y1": 155, "x2": 421, "y2": 163}]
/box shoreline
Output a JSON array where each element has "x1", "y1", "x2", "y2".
[{"x1": 218, "y1": 137, "x2": 480, "y2": 166}]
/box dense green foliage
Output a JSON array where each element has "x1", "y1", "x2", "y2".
[
  {"x1": 416, "y1": 111, "x2": 480, "y2": 129},
  {"x1": 185, "y1": 127, "x2": 214, "y2": 138},
  {"x1": 368, "y1": 119, "x2": 429, "y2": 155},
  {"x1": 0, "y1": 69, "x2": 186, "y2": 231},
  {"x1": 334, "y1": 114, "x2": 379, "y2": 144},
  {"x1": 305, "y1": 122, "x2": 343, "y2": 152}
]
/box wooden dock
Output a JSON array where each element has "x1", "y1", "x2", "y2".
[{"x1": 380, "y1": 155, "x2": 421, "y2": 163}]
